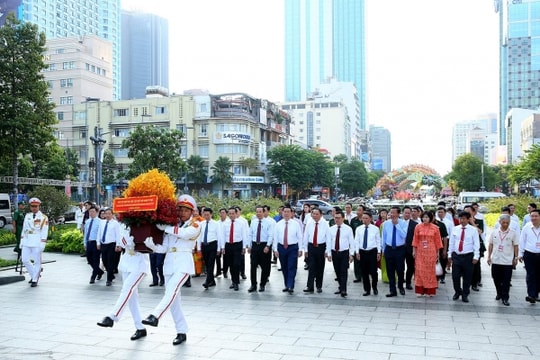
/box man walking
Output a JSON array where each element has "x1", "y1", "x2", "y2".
[
  {"x1": 84, "y1": 205, "x2": 104, "y2": 283},
  {"x1": 20, "y1": 198, "x2": 49, "y2": 287},
  {"x1": 97, "y1": 208, "x2": 122, "y2": 286},
  {"x1": 247, "y1": 205, "x2": 274, "y2": 292},
  {"x1": 328, "y1": 210, "x2": 354, "y2": 297},
  {"x1": 197, "y1": 207, "x2": 222, "y2": 289},
  {"x1": 382, "y1": 206, "x2": 408, "y2": 297},
  {"x1": 273, "y1": 205, "x2": 303, "y2": 294},
  {"x1": 303, "y1": 208, "x2": 331, "y2": 293}
]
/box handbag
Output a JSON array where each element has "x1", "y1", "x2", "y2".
[{"x1": 435, "y1": 259, "x2": 443, "y2": 276}]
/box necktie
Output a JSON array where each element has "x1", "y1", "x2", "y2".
[
  {"x1": 391, "y1": 224, "x2": 397, "y2": 248},
  {"x1": 85, "y1": 218, "x2": 94, "y2": 242},
  {"x1": 335, "y1": 226, "x2": 341, "y2": 251},
  {"x1": 458, "y1": 226, "x2": 465, "y2": 252},
  {"x1": 256, "y1": 220, "x2": 262, "y2": 244},
  {"x1": 229, "y1": 220, "x2": 234, "y2": 244},
  {"x1": 203, "y1": 220, "x2": 209, "y2": 244},
  {"x1": 313, "y1": 222, "x2": 319, "y2": 246},
  {"x1": 363, "y1": 225, "x2": 368, "y2": 249},
  {"x1": 101, "y1": 220, "x2": 109, "y2": 244},
  {"x1": 283, "y1": 221, "x2": 288, "y2": 249}
]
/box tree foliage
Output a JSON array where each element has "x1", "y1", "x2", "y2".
[
  {"x1": 40, "y1": 145, "x2": 80, "y2": 180},
  {"x1": 445, "y1": 154, "x2": 497, "y2": 192},
  {"x1": 187, "y1": 155, "x2": 208, "y2": 189},
  {"x1": 29, "y1": 186, "x2": 71, "y2": 223},
  {"x1": 210, "y1": 156, "x2": 233, "y2": 196},
  {"x1": 0, "y1": 13, "x2": 57, "y2": 202},
  {"x1": 121, "y1": 125, "x2": 184, "y2": 179},
  {"x1": 509, "y1": 144, "x2": 540, "y2": 187},
  {"x1": 338, "y1": 159, "x2": 373, "y2": 196},
  {"x1": 101, "y1": 150, "x2": 117, "y2": 186}
]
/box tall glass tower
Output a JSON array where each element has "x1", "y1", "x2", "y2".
[
  {"x1": 284, "y1": 0, "x2": 366, "y2": 130},
  {"x1": 3, "y1": 0, "x2": 121, "y2": 100},
  {"x1": 497, "y1": 0, "x2": 540, "y2": 145}
]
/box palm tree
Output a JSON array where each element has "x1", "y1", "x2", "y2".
[
  {"x1": 187, "y1": 155, "x2": 208, "y2": 191},
  {"x1": 211, "y1": 156, "x2": 233, "y2": 198}
]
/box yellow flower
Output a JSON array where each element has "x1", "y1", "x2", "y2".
[{"x1": 123, "y1": 169, "x2": 176, "y2": 201}]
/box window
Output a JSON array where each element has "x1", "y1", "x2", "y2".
[
  {"x1": 56, "y1": 48, "x2": 64, "y2": 54},
  {"x1": 113, "y1": 108, "x2": 129, "y2": 117},
  {"x1": 199, "y1": 103, "x2": 207, "y2": 112},
  {"x1": 113, "y1": 149, "x2": 128, "y2": 157},
  {"x1": 49, "y1": 63, "x2": 56, "y2": 71},
  {"x1": 177, "y1": 124, "x2": 187, "y2": 133},
  {"x1": 60, "y1": 78, "x2": 73, "y2": 87},
  {"x1": 133, "y1": 107, "x2": 139, "y2": 117},
  {"x1": 62, "y1": 61, "x2": 75, "y2": 69},
  {"x1": 79, "y1": 130, "x2": 87, "y2": 139},
  {"x1": 155, "y1": 106, "x2": 166, "y2": 114},
  {"x1": 57, "y1": 112, "x2": 64, "y2": 120},
  {"x1": 198, "y1": 145, "x2": 209, "y2": 158},
  {"x1": 199, "y1": 124, "x2": 208, "y2": 137},
  {"x1": 180, "y1": 145, "x2": 187, "y2": 159},
  {"x1": 47, "y1": 80, "x2": 53, "y2": 88},
  {"x1": 74, "y1": 111, "x2": 86, "y2": 120},
  {"x1": 59, "y1": 96, "x2": 73, "y2": 104},
  {"x1": 114, "y1": 128, "x2": 130, "y2": 137}
]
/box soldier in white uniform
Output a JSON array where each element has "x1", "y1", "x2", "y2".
[
  {"x1": 20, "y1": 197, "x2": 49, "y2": 287},
  {"x1": 143, "y1": 195, "x2": 201, "y2": 346},
  {"x1": 96, "y1": 225, "x2": 150, "y2": 341}
]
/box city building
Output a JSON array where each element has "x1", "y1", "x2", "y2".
[
  {"x1": 520, "y1": 113, "x2": 540, "y2": 151},
  {"x1": 504, "y1": 108, "x2": 537, "y2": 164},
  {"x1": 284, "y1": 0, "x2": 367, "y2": 131},
  {"x1": 451, "y1": 114, "x2": 497, "y2": 163},
  {"x1": 7, "y1": 0, "x2": 122, "y2": 99},
  {"x1": 121, "y1": 10, "x2": 169, "y2": 100},
  {"x1": 496, "y1": 0, "x2": 540, "y2": 145},
  {"x1": 369, "y1": 125, "x2": 391, "y2": 173},
  {"x1": 280, "y1": 99, "x2": 351, "y2": 159},
  {"x1": 68, "y1": 92, "x2": 291, "y2": 201}
]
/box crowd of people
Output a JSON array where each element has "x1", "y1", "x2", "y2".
[{"x1": 13, "y1": 196, "x2": 540, "y2": 344}]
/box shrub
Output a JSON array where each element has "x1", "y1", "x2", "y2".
[
  {"x1": 486, "y1": 196, "x2": 536, "y2": 219},
  {"x1": 0, "y1": 230, "x2": 16, "y2": 246},
  {"x1": 45, "y1": 225, "x2": 83, "y2": 254}
]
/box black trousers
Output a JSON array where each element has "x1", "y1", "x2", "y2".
[
  {"x1": 471, "y1": 259, "x2": 482, "y2": 287},
  {"x1": 523, "y1": 251, "x2": 540, "y2": 298},
  {"x1": 437, "y1": 248, "x2": 448, "y2": 280},
  {"x1": 491, "y1": 263, "x2": 513, "y2": 301},
  {"x1": 215, "y1": 252, "x2": 222, "y2": 275},
  {"x1": 451, "y1": 252, "x2": 474, "y2": 297},
  {"x1": 332, "y1": 250, "x2": 350, "y2": 293},
  {"x1": 201, "y1": 241, "x2": 218, "y2": 285},
  {"x1": 100, "y1": 243, "x2": 116, "y2": 282},
  {"x1": 306, "y1": 243, "x2": 326, "y2": 290},
  {"x1": 384, "y1": 245, "x2": 405, "y2": 293},
  {"x1": 359, "y1": 248, "x2": 378, "y2": 293},
  {"x1": 149, "y1": 252, "x2": 165, "y2": 284},
  {"x1": 250, "y1": 242, "x2": 271, "y2": 286},
  {"x1": 405, "y1": 248, "x2": 415, "y2": 286},
  {"x1": 224, "y1": 242, "x2": 242, "y2": 285},
  {"x1": 86, "y1": 240, "x2": 103, "y2": 279}
]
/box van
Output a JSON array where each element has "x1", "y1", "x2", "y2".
[
  {"x1": 457, "y1": 191, "x2": 506, "y2": 212},
  {"x1": 0, "y1": 193, "x2": 12, "y2": 228}
]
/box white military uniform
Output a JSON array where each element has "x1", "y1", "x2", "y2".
[
  {"x1": 148, "y1": 218, "x2": 200, "y2": 333},
  {"x1": 106, "y1": 226, "x2": 149, "y2": 330},
  {"x1": 20, "y1": 210, "x2": 49, "y2": 283}
]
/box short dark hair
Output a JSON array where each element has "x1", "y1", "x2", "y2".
[
  {"x1": 235, "y1": 206, "x2": 242, "y2": 211},
  {"x1": 437, "y1": 201, "x2": 446, "y2": 207},
  {"x1": 403, "y1": 205, "x2": 411, "y2": 211},
  {"x1": 458, "y1": 211, "x2": 471, "y2": 219},
  {"x1": 203, "y1": 207, "x2": 213, "y2": 214},
  {"x1": 334, "y1": 210, "x2": 344, "y2": 218},
  {"x1": 283, "y1": 204, "x2": 293, "y2": 211},
  {"x1": 390, "y1": 206, "x2": 401, "y2": 214},
  {"x1": 531, "y1": 209, "x2": 540, "y2": 216},
  {"x1": 529, "y1": 203, "x2": 537, "y2": 209},
  {"x1": 357, "y1": 204, "x2": 367, "y2": 211},
  {"x1": 501, "y1": 206, "x2": 511, "y2": 213},
  {"x1": 219, "y1": 208, "x2": 227, "y2": 213},
  {"x1": 311, "y1": 208, "x2": 322, "y2": 215},
  {"x1": 364, "y1": 211, "x2": 373, "y2": 218},
  {"x1": 421, "y1": 210, "x2": 434, "y2": 222},
  {"x1": 263, "y1": 205, "x2": 271, "y2": 212}
]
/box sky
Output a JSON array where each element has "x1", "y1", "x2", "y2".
[{"x1": 122, "y1": 0, "x2": 500, "y2": 176}]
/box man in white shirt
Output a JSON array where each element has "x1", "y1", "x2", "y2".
[
  {"x1": 447, "y1": 211, "x2": 480, "y2": 303},
  {"x1": 20, "y1": 197, "x2": 49, "y2": 287},
  {"x1": 273, "y1": 205, "x2": 303, "y2": 294},
  {"x1": 522, "y1": 203, "x2": 537, "y2": 227},
  {"x1": 435, "y1": 207, "x2": 452, "y2": 284},
  {"x1": 354, "y1": 211, "x2": 381, "y2": 296},
  {"x1": 508, "y1": 203, "x2": 521, "y2": 226},
  {"x1": 247, "y1": 206, "x2": 274, "y2": 292},
  {"x1": 75, "y1": 202, "x2": 85, "y2": 230},
  {"x1": 328, "y1": 210, "x2": 354, "y2": 297},
  {"x1": 303, "y1": 208, "x2": 331, "y2": 293},
  {"x1": 198, "y1": 207, "x2": 222, "y2": 289},
  {"x1": 220, "y1": 207, "x2": 249, "y2": 291},
  {"x1": 344, "y1": 203, "x2": 356, "y2": 224},
  {"x1": 97, "y1": 208, "x2": 122, "y2": 286},
  {"x1": 518, "y1": 209, "x2": 540, "y2": 303},
  {"x1": 494, "y1": 206, "x2": 521, "y2": 239},
  {"x1": 235, "y1": 206, "x2": 249, "y2": 280}
]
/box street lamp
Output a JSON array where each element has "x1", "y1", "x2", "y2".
[{"x1": 90, "y1": 126, "x2": 107, "y2": 205}]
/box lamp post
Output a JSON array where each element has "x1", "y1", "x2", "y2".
[{"x1": 90, "y1": 126, "x2": 107, "y2": 205}]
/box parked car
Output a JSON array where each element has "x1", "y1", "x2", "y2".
[
  {"x1": 63, "y1": 205, "x2": 79, "y2": 221},
  {"x1": 294, "y1": 199, "x2": 334, "y2": 215}
]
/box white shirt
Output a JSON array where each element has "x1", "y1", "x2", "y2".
[
  {"x1": 249, "y1": 217, "x2": 274, "y2": 247},
  {"x1": 75, "y1": 208, "x2": 84, "y2": 229},
  {"x1": 197, "y1": 219, "x2": 223, "y2": 251},
  {"x1": 519, "y1": 222, "x2": 540, "y2": 256},
  {"x1": 273, "y1": 219, "x2": 303, "y2": 251},
  {"x1": 97, "y1": 219, "x2": 122, "y2": 245},
  {"x1": 303, "y1": 219, "x2": 332, "y2": 251},
  {"x1": 344, "y1": 212, "x2": 356, "y2": 224},
  {"x1": 488, "y1": 228, "x2": 518, "y2": 265},
  {"x1": 354, "y1": 224, "x2": 381, "y2": 253},
  {"x1": 328, "y1": 223, "x2": 354, "y2": 256},
  {"x1": 448, "y1": 224, "x2": 480, "y2": 260},
  {"x1": 436, "y1": 216, "x2": 454, "y2": 238},
  {"x1": 494, "y1": 218, "x2": 521, "y2": 239},
  {"x1": 220, "y1": 218, "x2": 249, "y2": 248},
  {"x1": 20, "y1": 211, "x2": 49, "y2": 247}
]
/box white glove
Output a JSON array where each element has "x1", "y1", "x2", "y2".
[
  {"x1": 126, "y1": 235, "x2": 135, "y2": 247},
  {"x1": 156, "y1": 224, "x2": 167, "y2": 231},
  {"x1": 144, "y1": 237, "x2": 157, "y2": 251}
]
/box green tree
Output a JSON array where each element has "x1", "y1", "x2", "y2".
[
  {"x1": 0, "y1": 14, "x2": 57, "y2": 205},
  {"x1": 445, "y1": 154, "x2": 497, "y2": 191},
  {"x1": 101, "y1": 150, "x2": 117, "y2": 186},
  {"x1": 307, "y1": 150, "x2": 334, "y2": 190},
  {"x1": 40, "y1": 145, "x2": 80, "y2": 180},
  {"x1": 187, "y1": 155, "x2": 208, "y2": 190},
  {"x1": 338, "y1": 159, "x2": 371, "y2": 196},
  {"x1": 121, "y1": 125, "x2": 184, "y2": 179},
  {"x1": 29, "y1": 186, "x2": 71, "y2": 224},
  {"x1": 267, "y1": 145, "x2": 312, "y2": 195},
  {"x1": 239, "y1": 157, "x2": 259, "y2": 174},
  {"x1": 210, "y1": 156, "x2": 233, "y2": 198}
]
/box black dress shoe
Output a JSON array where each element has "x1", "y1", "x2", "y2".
[
  {"x1": 439, "y1": 279, "x2": 445, "y2": 284},
  {"x1": 233, "y1": 284, "x2": 239, "y2": 291},
  {"x1": 159, "y1": 281, "x2": 164, "y2": 286},
  {"x1": 452, "y1": 293, "x2": 460, "y2": 301},
  {"x1": 241, "y1": 273, "x2": 247, "y2": 280},
  {"x1": 525, "y1": 296, "x2": 537, "y2": 304},
  {"x1": 97, "y1": 273, "x2": 103, "y2": 281},
  {"x1": 229, "y1": 284, "x2": 235, "y2": 289},
  {"x1": 183, "y1": 281, "x2": 191, "y2": 288},
  {"x1": 341, "y1": 292, "x2": 347, "y2": 297},
  {"x1": 202, "y1": 282, "x2": 209, "y2": 289},
  {"x1": 248, "y1": 286, "x2": 257, "y2": 293},
  {"x1": 353, "y1": 279, "x2": 362, "y2": 283},
  {"x1": 316, "y1": 288, "x2": 322, "y2": 293},
  {"x1": 471, "y1": 286, "x2": 479, "y2": 292},
  {"x1": 373, "y1": 288, "x2": 378, "y2": 295},
  {"x1": 288, "y1": 288, "x2": 294, "y2": 294},
  {"x1": 399, "y1": 288, "x2": 405, "y2": 296},
  {"x1": 362, "y1": 292, "x2": 370, "y2": 296},
  {"x1": 495, "y1": 295, "x2": 501, "y2": 300},
  {"x1": 405, "y1": 284, "x2": 413, "y2": 290},
  {"x1": 97, "y1": 316, "x2": 114, "y2": 328},
  {"x1": 502, "y1": 299, "x2": 510, "y2": 306},
  {"x1": 386, "y1": 292, "x2": 397, "y2": 298},
  {"x1": 282, "y1": 288, "x2": 289, "y2": 292},
  {"x1": 89, "y1": 277, "x2": 95, "y2": 284},
  {"x1": 207, "y1": 281, "x2": 216, "y2": 288},
  {"x1": 149, "y1": 283, "x2": 159, "y2": 287},
  {"x1": 334, "y1": 290, "x2": 341, "y2": 295},
  {"x1": 462, "y1": 296, "x2": 469, "y2": 303},
  {"x1": 259, "y1": 285, "x2": 265, "y2": 292},
  {"x1": 106, "y1": 281, "x2": 112, "y2": 286},
  {"x1": 303, "y1": 287, "x2": 314, "y2": 293},
  {"x1": 142, "y1": 314, "x2": 159, "y2": 327},
  {"x1": 30, "y1": 282, "x2": 37, "y2": 287},
  {"x1": 130, "y1": 329, "x2": 147, "y2": 341},
  {"x1": 172, "y1": 333, "x2": 187, "y2": 346}
]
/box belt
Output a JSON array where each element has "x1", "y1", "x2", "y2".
[
  {"x1": 387, "y1": 244, "x2": 405, "y2": 249},
  {"x1": 252, "y1": 241, "x2": 267, "y2": 245},
  {"x1": 452, "y1": 252, "x2": 473, "y2": 257},
  {"x1": 202, "y1": 240, "x2": 217, "y2": 244},
  {"x1": 87, "y1": 240, "x2": 97, "y2": 242},
  {"x1": 168, "y1": 247, "x2": 192, "y2": 253}
]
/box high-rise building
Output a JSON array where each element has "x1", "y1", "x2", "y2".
[
  {"x1": 121, "y1": 10, "x2": 169, "y2": 100},
  {"x1": 496, "y1": 0, "x2": 540, "y2": 145},
  {"x1": 284, "y1": 0, "x2": 366, "y2": 130},
  {"x1": 452, "y1": 114, "x2": 497, "y2": 163},
  {"x1": 5, "y1": 0, "x2": 121, "y2": 99},
  {"x1": 369, "y1": 126, "x2": 391, "y2": 173}
]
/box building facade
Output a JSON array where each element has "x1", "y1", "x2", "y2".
[
  {"x1": 284, "y1": 0, "x2": 366, "y2": 130},
  {"x1": 520, "y1": 113, "x2": 540, "y2": 151},
  {"x1": 505, "y1": 108, "x2": 537, "y2": 163},
  {"x1": 451, "y1": 114, "x2": 497, "y2": 163},
  {"x1": 496, "y1": 0, "x2": 540, "y2": 145},
  {"x1": 10, "y1": 0, "x2": 122, "y2": 99},
  {"x1": 369, "y1": 125, "x2": 391, "y2": 173},
  {"x1": 121, "y1": 10, "x2": 169, "y2": 100}
]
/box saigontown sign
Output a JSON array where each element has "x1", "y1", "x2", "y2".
[{"x1": 213, "y1": 132, "x2": 251, "y2": 144}]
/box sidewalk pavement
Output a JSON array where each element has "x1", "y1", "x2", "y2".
[{"x1": 1, "y1": 244, "x2": 539, "y2": 360}]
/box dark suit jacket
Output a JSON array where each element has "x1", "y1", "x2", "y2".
[{"x1": 405, "y1": 220, "x2": 418, "y2": 254}]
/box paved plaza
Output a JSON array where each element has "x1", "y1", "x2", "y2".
[{"x1": 1, "y1": 244, "x2": 539, "y2": 360}]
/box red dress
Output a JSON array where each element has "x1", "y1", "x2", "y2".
[{"x1": 412, "y1": 223, "x2": 443, "y2": 294}]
